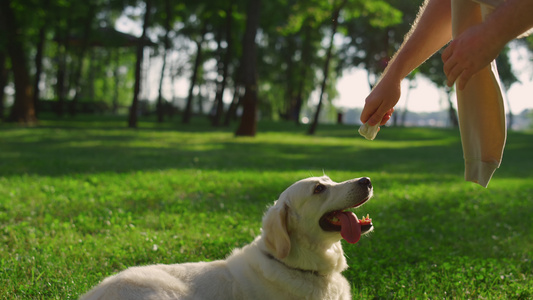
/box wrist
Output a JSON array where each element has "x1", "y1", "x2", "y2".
[{"x1": 376, "y1": 66, "x2": 404, "y2": 89}]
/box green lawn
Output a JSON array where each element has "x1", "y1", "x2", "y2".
[{"x1": 1, "y1": 116, "x2": 532, "y2": 299}]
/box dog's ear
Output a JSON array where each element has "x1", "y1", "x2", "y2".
[{"x1": 262, "y1": 203, "x2": 291, "y2": 259}]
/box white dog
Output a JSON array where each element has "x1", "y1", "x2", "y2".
[{"x1": 80, "y1": 175, "x2": 374, "y2": 300}]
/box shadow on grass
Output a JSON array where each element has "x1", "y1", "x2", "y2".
[
  {"x1": 2, "y1": 116, "x2": 532, "y2": 181},
  {"x1": 0, "y1": 123, "x2": 466, "y2": 178}
]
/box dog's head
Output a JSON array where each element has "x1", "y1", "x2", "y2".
[{"x1": 262, "y1": 175, "x2": 373, "y2": 261}]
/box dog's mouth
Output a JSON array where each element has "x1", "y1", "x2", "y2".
[{"x1": 319, "y1": 197, "x2": 373, "y2": 244}]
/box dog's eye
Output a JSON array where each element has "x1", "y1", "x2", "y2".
[{"x1": 314, "y1": 184, "x2": 326, "y2": 194}]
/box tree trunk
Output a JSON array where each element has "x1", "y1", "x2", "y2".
[
  {"x1": 208, "y1": 25, "x2": 224, "y2": 121},
  {"x1": 156, "y1": 0, "x2": 171, "y2": 123},
  {"x1": 446, "y1": 89, "x2": 459, "y2": 128},
  {"x1": 70, "y1": 4, "x2": 95, "y2": 116},
  {"x1": 505, "y1": 91, "x2": 513, "y2": 129},
  {"x1": 156, "y1": 49, "x2": 168, "y2": 123},
  {"x1": 54, "y1": 19, "x2": 70, "y2": 118},
  {"x1": 0, "y1": 49, "x2": 7, "y2": 121},
  {"x1": 197, "y1": 82, "x2": 205, "y2": 115},
  {"x1": 223, "y1": 83, "x2": 242, "y2": 126},
  {"x1": 212, "y1": 6, "x2": 233, "y2": 127},
  {"x1": 87, "y1": 49, "x2": 97, "y2": 104},
  {"x1": 182, "y1": 25, "x2": 206, "y2": 124},
  {"x1": 112, "y1": 49, "x2": 120, "y2": 114},
  {"x1": 168, "y1": 57, "x2": 181, "y2": 119},
  {"x1": 128, "y1": 0, "x2": 152, "y2": 128},
  {"x1": 223, "y1": 62, "x2": 243, "y2": 126},
  {"x1": 0, "y1": 0, "x2": 37, "y2": 124},
  {"x1": 281, "y1": 35, "x2": 296, "y2": 121},
  {"x1": 32, "y1": 21, "x2": 47, "y2": 117},
  {"x1": 235, "y1": 0, "x2": 261, "y2": 137},
  {"x1": 293, "y1": 23, "x2": 312, "y2": 125},
  {"x1": 308, "y1": 0, "x2": 347, "y2": 135}
]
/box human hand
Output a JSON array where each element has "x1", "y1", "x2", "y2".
[
  {"x1": 360, "y1": 77, "x2": 399, "y2": 126},
  {"x1": 442, "y1": 23, "x2": 504, "y2": 90}
]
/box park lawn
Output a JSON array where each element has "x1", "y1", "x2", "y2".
[{"x1": 1, "y1": 116, "x2": 532, "y2": 299}]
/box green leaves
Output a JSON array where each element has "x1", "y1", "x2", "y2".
[
  {"x1": 360, "y1": 0, "x2": 402, "y2": 28},
  {"x1": 280, "y1": 0, "x2": 401, "y2": 35},
  {"x1": 343, "y1": 0, "x2": 402, "y2": 27}
]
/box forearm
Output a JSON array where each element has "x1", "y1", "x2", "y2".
[
  {"x1": 482, "y1": 0, "x2": 533, "y2": 46},
  {"x1": 381, "y1": 0, "x2": 453, "y2": 83},
  {"x1": 360, "y1": 0, "x2": 453, "y2": 126}
]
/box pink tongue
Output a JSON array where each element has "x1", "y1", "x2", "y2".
[{"x1": 337, "y1": 211, "x2": 361, "y2": 244}]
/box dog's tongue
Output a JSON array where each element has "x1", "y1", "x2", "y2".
[{"x1": 337, "y1": 211, "x2": 361, "y2": 244}]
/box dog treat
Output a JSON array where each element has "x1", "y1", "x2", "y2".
[
  {"x1": 358, "y1": 123, "x2": 380, "y2": 140},
  {"x1": 358, "y1": 214, "x2": 372, "y2": 225}
]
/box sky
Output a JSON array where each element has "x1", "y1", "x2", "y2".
[{"x1": 335, "y1": 45, "x2": 533, "y2": 115}]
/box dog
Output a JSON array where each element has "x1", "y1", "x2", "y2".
[{"x1": 80, "y1": 175, "x2": 373, "y2": 300}]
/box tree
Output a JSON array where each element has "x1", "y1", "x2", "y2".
[
  {"x1": 308, "y1": 0, "x2": 347, "y2": 135},
  {"x1": 53, "y1": 2, "x2": 72, "y2": 118},
  {"x1": 128, "y1": 0, "x2": 152, "y2": 128},
  {"x1": 0, "y1": 32, "x2": 7, "y2": 121},
  {"x1": 156, "y1": 0, "x2": 172, "y2": 123},
  {"x1": 182, "y1": 24, "x2": 207, "y2": 124},
  {"x1": 276, "y1": 0, "x2": 401, "y2": 133},
  {"x1": 31, "y1": 0, "x2": 50, "y2": 117},
  {"x1": 70, "y1": 2, "x2": 97, "y2": 116},
  {"x1": 0, "y1": 0, "x2": 37, "y2": 124},
  {"x1": 235, "y1": 0, "x2": 261, "y2": 136},
  {"x1": 418, "y1": 51, "x2": 459, "y2": 127},
  {"x1": 399, "y1": 74, "x2": 417, "y2": 126},
  {"x1": 496, "y1": 46, "x2": 519, "y2": 129},
  {"x1": 211, "y1": 5, "x2": 234, "y2": 127}
]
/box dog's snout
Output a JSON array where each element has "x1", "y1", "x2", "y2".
[{"x1": 357, "y1": 177, "x2": 372, "y2": 188}]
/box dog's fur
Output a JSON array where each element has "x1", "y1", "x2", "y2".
[{"x1": 80, "y1": 176, "x2": 373, "y2": 300}]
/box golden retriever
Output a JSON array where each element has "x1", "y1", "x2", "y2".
[{"x1": 80, "y1": 175, "x2": 373, "y2": 300}]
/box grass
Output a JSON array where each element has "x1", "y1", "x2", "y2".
[{"x1": 1, "y1": 115, "x2": 532, "y2": 299}]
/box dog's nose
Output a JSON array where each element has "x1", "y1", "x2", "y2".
[{"x1": 358, "y1": 177, "x2": 372, "y2": 188}]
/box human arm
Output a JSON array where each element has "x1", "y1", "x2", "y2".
[
  {"x1": 360, "y1": 0, "x2": 453, "y2": 126},
  {"x1": 442, "y1": 0, "x2": 533, "y2": 90}
]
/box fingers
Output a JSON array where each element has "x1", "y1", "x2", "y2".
[
  {"x1": 379, "y1": 108, "x2": 394, "y2": 125},
  {"x1": 442, "y1": 32, "x2": 485, "y2": 90},
  {"x1": 442, "y1": 43, "x2": 473, "y2": 89},
  {"x1": 359, "y1": 108, "x2": 373, "y2": 124},
  {"x1": 441, "y1": 41, "x2": 454, "y2": 64},
  {"x1": 443, "y1": 55, "x2": 473, "y2": 90},
  {"x1": 445, "y1": 64, "x2": 462, "y2": 88},
  {"x1": 360, "y1": 96, "x2": 381, "y2": 125},
  {"x1": 360, "y1": 109, "x2": 383, "y2": 127},
  {"x1": 367, "y1": 115, "x2": 382, "y2": 126},
  {"x1": 364, "y1": 107, "x2": 394, "y2": 127},
  {"x1": 442, "y1": 43, "x2": 460, "y2": 87},
  {"x1": 367, "y1": 108, "x2": 386, "y2": 126},
  {"x1": 360, "y1": 79, "x2": 400, "y2": 126},
  {"x1": 456, "y1": 68, "x2": 474, "y2": 90}
]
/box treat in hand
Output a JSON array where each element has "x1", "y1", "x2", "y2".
[{"x1": 358, "y1": 123, "x2": 380, "y2": 140}]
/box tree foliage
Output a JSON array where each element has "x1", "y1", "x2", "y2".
[{"x1": 0, "y1": 0, "x2": 525, "y2": 132}]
